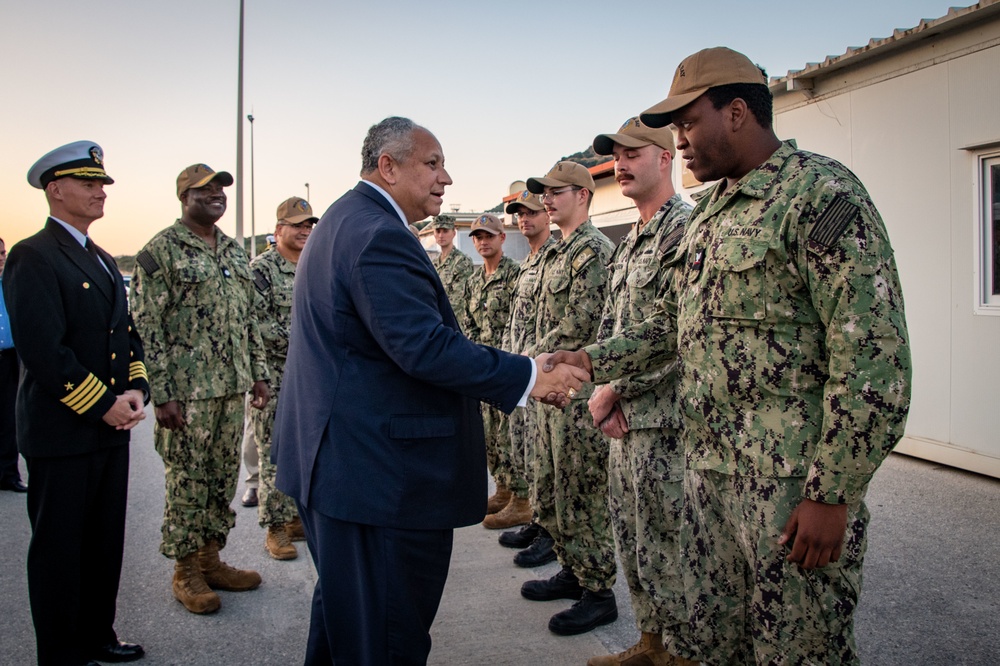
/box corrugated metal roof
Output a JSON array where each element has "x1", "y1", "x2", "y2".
[{"x1": 773, "y1": 0, "x2": 1000, "y2": 91}]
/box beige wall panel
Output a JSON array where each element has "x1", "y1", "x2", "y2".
[{"x1": 848, "y1": 64, "x2": 953, "y2": 445}]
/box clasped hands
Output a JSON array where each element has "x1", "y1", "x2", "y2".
[{"x1": 102, "y1": 389, "x2": 146, "y2": 431}]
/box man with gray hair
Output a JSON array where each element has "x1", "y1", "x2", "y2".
[{"x1": 272, "y1": 116, "x2": 588, "y2": 664}]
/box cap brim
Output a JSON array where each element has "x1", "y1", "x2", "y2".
[
  {"x1": 191, "y1": 171, "x2": 235, "y2": 190},
  {"x1": 505, "y1": 201, "x2": 543, "y2": 213},
  {"x1": 281, "y1": 214, "x2": 318, "y2": 225},
  {"x1": 593, "y1": 132, "x2": 654, "y2": 156},
  {"x1": 526, "y1": 176, "x2": 571, "y2": 193},
  {"x1": 469, "y1": 228, "x2": 501, "y2": 236},
  {"x1": 640, "y1": 88, "x2": 708, "y2": 128}
]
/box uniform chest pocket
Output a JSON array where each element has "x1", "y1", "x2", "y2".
[
  {"x1": 705, "y1": 240, "x2": 768, "y2": 321},
  {"x1": 547, "y1": 269, "x2": 570, "y2": 295},
  {"x1": 626, "y1": 264, "x2": 658, "y2": 290},
  {"x1": 175, "y1": 260, "x2": 217, "y2": 307},
  {"x1": 517, "y1": 272, "x2": 539, "y2": 298},
  {"x1": 273, "y1": 288, "x2": 294, "y2": 309}
]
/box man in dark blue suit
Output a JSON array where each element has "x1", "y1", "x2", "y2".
[{"x1": 273, "y1": 117, "x2": 587, "y2": 665}]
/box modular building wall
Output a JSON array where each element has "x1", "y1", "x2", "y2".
[{"x1": 770, "y1": 6, "x2": 1000, "y2": 477}]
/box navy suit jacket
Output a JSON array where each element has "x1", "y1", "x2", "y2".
[{"x1": 273, "y1": 182, "x2": 532, "y2": 530}]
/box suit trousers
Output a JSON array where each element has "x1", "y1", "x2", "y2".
[
  {"x1": 0, "y1": 348, "x2": 21, "y2": 483},
  {"x1": 298, "y1": 504, "x2": 453, "y2": 666},
  {"x1": 26, "y1": 445, "x2": 128, "y2": 666}
]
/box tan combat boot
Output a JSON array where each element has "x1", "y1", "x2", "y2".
[
  {"x1": 198, "y1": 539, "x2": 262, "y2": 591},
  {"x1": 485, "y1": 484, "x2": 512, "y2": 515},
  {"x1": 482, "y1": 496, "x2": 532, "y2": 529},
  {"x1": 587, "y1": 631, "x2": 700, "y2": 666},
  {"x1": 286, "y1": 516, "x2": 306, "y2": 542},
  {"x1": 172, "y1": 552, "x2": 221, "y2": 614},
  {"x1": 265, "y1": 524, "x2": 298, "y2": 560}
]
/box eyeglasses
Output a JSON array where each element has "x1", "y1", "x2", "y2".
[
  {"x1": 278, "y1": 221, "x2": 315, "y2": 230},
  {"x1": 538, "y1": 186, "x2": 580, "y2": 203}
]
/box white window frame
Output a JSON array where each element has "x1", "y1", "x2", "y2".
[{"x1": 974, "y1": 151, "x2": 1000, "y2": 315}]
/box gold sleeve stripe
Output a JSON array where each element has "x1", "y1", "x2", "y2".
[
  {"x1": 129, "y1": 361, "x2": 148, "y2": 382},
  {"x1": 60, "y1": 373, "x2": 108, "y2": 414}
]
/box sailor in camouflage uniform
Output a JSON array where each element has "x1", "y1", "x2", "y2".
[
  {"x1": 130, "y1": 164, "x2": 271, "y2": 615},
  {"x1": 461, "y1": 214, "x2": 526, "y2": 529},
  {"x1": 556, "y1": 48, "x2": 911, "y2": 665},
  {"x1": 498, "y1": 191, "x2": 558, "y2": 562},
  {"x1": 431, "y1": 214, "x2": 474, "y2": 319},
  {"x1": 519, "y1": 161, "x2": 618, "y2": 638},
  {"x1": 250, "y1": 196, "x2": 316, "y2": 561},
  {"x1": 586, "y1": 119, "x2": 696, "y2": 666}
]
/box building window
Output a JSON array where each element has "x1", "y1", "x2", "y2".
[{"x1": 976, "y1": 153, "x2": 1000, "y2": 314}]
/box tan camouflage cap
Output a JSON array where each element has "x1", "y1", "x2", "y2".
[
  {"x1": 526, "y1": 161, "x2": 596, "y2": 194},
  {"x1": 432, "y1": 214, "x2": 456, "y2": 230},
  {"x1": 640, "y1": 47, "x2": 767, "y2": 128},
  {"x1": 593, "y1": 116, "x2": 676, "y2": 157},
  {"x1": 276, "y1": 196, "x2": 318, "y2": 225},
  {"x1": 505, "y1": 189, "x2": 544, "y2": 214},
  {"x1": 176, "y1": 163, "x2": 234, "y2": 199},
  {"x1": 469, "y1": 213, "x2": 504, "y2": 236}
]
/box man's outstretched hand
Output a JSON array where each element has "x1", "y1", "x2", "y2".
[
  {"x1": 532, "y1": 353, "x2": 590, "y2": 408},
  {"x1": 541, "y1": 349, "x2": 593, "y2": 380}
]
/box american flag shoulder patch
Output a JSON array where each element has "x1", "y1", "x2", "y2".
[{"x1": 808, "y1": 194, "x2": 858, "y2": 253}]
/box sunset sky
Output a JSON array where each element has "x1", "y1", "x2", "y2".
[{"x1": 1, "y1": 0, "x2": 973, "y2": 255}]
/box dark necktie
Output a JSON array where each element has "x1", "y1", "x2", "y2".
[{"x1": 85, "y1": 238, "x2": 112, "y2": 283}]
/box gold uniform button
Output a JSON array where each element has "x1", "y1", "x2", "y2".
[
  {"x1": 110, "y1": 378, "x2": 116, "y2": 386},
  {"x1": 130, "y1": 351, "x2": 134, "y2": 358},
  {"x1": 111, "y1": 353, "x2": 117, "y2": 360},
  {"x1": 83, "y1": 282, "x2": 90, "y2": 289}
]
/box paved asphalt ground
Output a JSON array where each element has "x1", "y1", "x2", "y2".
[{"x1": 1, "y1": 417, "x2": 998, "y2": 664}]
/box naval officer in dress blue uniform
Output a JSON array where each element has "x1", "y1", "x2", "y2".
[{"x1": 3, "y1": 141, "x2": 149, "y2": 666}]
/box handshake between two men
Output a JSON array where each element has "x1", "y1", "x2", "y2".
[{"x1": 528, "y1": 350, "x2": 600, "y2": 416}]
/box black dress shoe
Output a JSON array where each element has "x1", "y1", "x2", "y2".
[
  {"x1": 0, "y1": 478, "x2": 27, "y2": 492},
  {"x1": 548, "y1": 588, "x2": 618, "y2": 635},
  {"x1": 521, "y1": 566, "x2": 584, "y2": 601},
  {"x1": 499, "y1": 521, "x2": 540, "y2": 549},
  {"x1": 90, "y1": 640, "x2": 145, "y2": 663},
  {"x1": 241, "y1": 487, "x2": 258, "y2": 507},
  {"x1": 513, "y1": 531, "x2": 556, "y2": 567}
]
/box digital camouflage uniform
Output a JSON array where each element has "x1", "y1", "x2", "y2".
[
  {"x1": 432, "y1": 248, "x2": 474, "y2": 322},
  {"x1": 250, "y1": 248, "x2": 298, "y2": 528},
  {"x1": 131, "y1": 222, "x2": 269, "y2": 560},
  {"x1": 502, "y1": 236, "x2": 557, "y2": 500},
  {"x1": 463, "y1": 254, "x2": 520, "y2": 492},
  {"x1": 596, "y1": 196, "x2": 692, "y2": 649},
  {"x1": 587, "y1": 142, "x2": 911, "y2": 664},
  {"x1": 532, "y1": 220, "x2": 616, "y2": 591}
]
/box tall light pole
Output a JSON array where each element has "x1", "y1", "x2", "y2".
[
  {"x1": 248, "y1": 113, "x2": 256, "y2": 258},
  {"x1": 235, "y1": 0, "x2": 245, "y2": 246},
  {"x1": 304, "y1": 182, "x2": 310, "y2": 202}
]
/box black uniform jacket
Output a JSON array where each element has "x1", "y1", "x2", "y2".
[{"x1": 2, "y1": 218, "x2": 149, "y2": 457}]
